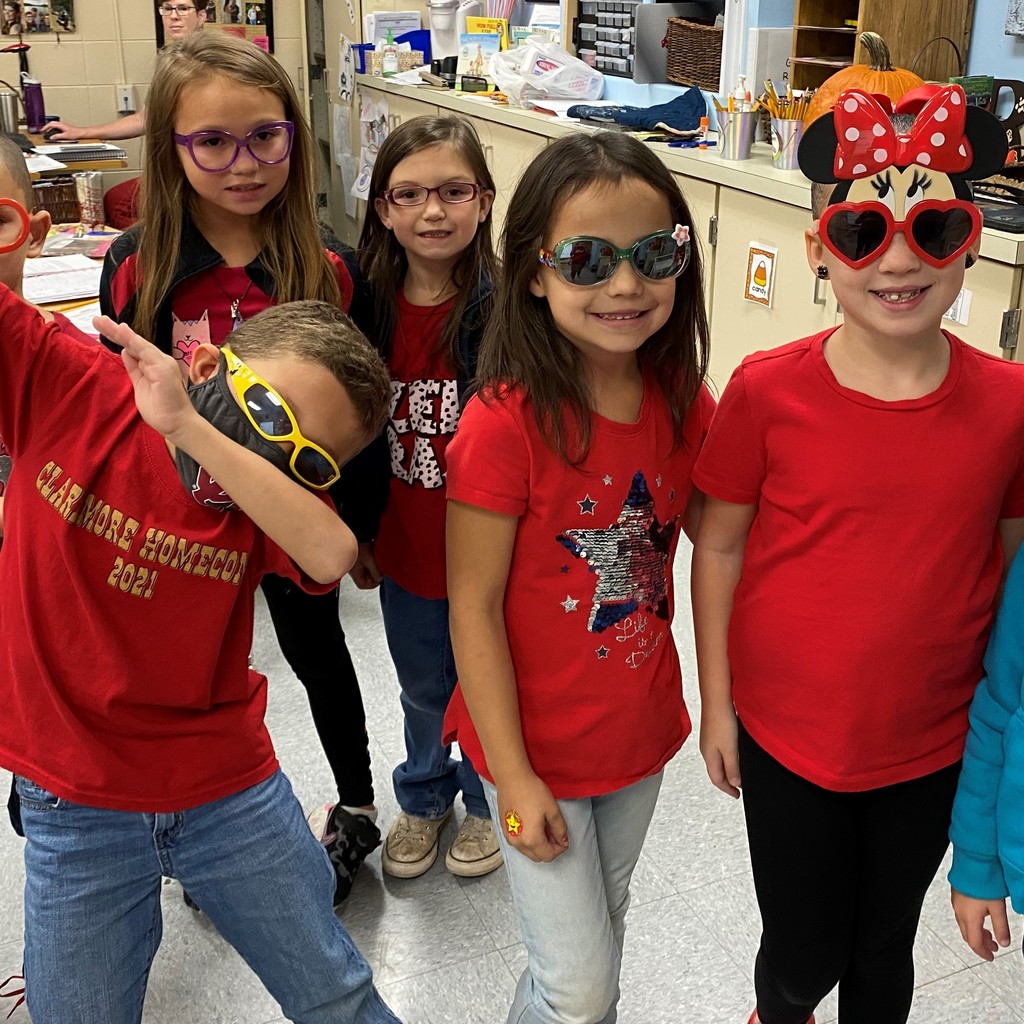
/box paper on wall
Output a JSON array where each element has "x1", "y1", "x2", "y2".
[
  {"x1": 332, "y1": 103, "x2": 352, "y2": 167},
  {"x1": 340, "y1": 155, "x2": 358, "y2": 217},
  {"x1": 352, "y1": 96, "x2": 389, "y2": 201},
  {"x1": 338, "y1": 34, "x2": 355, "y2": 102},
  {"x1": 363, "y1": 11, "x2": 420, "y2": 44}
]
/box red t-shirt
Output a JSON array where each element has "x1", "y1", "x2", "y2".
[
  {"x1": 165, "y1": 252, "x2": 354, "y2": 372},
  {"x1": 692, "y1": 329, "x2": 1024, "y2": 792},
  {"x1": 375, "y1": 293, "x2": 458, "y2": 599},
  {"x1": 0, "y1": 287, "x2": 332, "y2": 811},
  {"x1": 444, "y1": 380, "x2": 716, "y2": 798}
]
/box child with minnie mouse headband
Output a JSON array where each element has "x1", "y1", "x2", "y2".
[{"x1": 691, "y1": 83, "x2": 1024, "y2": 1024}]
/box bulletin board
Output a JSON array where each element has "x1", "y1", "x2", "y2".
[
  {"x1": 2, "y1": 1, "x2": 76, "y2": 35},
  {"x1": 155, "y1": 1, "x2": 274, "y2": 51}
]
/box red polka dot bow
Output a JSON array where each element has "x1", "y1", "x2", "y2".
[{"x1": 832, "y1": 85, "x2": 973, "y2": 180}]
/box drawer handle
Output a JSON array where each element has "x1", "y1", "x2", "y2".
[{"x1": 813, "y1": 275, "x2": 828, "y2": 306}]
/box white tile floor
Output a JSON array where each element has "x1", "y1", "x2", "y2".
[{"x1": 2, "y1": 549, "x2": 1024, "y2": 1023}]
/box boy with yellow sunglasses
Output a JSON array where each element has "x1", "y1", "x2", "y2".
[{"x1": 0, "y1": 287, "x2": 403, "y2": 1023}]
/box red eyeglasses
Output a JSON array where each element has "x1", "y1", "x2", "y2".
[
  {"x1": 817, "y1": 199, "x2": 981, "y2": 269},
  {"x1": 0, "y1": 198, "x2": 29, "y2": 255}
]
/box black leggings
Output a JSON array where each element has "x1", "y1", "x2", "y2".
[
  {"x1": 738, "y1": 722, "x2": 960, "y2": 1024},
  {"x1": 260, "y1": 575, "x2": 374, "y2": 808}
]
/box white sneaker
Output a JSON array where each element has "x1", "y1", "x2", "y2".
[
  {"x1": 381, "y1": 809, "x2": 452, "y2": 878},
  {"x1": 445, "y1": 813, "x2": 503, "y2": 878}
]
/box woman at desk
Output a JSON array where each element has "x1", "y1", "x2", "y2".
[{"x1": 46, "y1": 3, "x2": 206, "y2": 142}]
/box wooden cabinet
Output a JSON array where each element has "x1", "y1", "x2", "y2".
[
  {"x1": 706, "y1": 188, "x2": 840, "y2": 391},
  {"x1": 672, "y1": 173, "x2": 718, "y2": 317},
  {"x1": 384, "y1": 92, "x2": 440, "y2": 129},
  {"x1": 451, "y1": 116, "x2": 549, "y2": 242},
  {"x1": 947, "y1": 257, "x2": 1024, "y2": 359},
  {"x1": 790, "y1": 0, "x2": 975, "y2": 92}
]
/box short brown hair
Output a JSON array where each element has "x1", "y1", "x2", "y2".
[
  {"x1": 0, "y1": 135, "x2": 33, "y2": 208},
  {"x1": 229, "y1": 300, "x2": 392, "y2": 437}
]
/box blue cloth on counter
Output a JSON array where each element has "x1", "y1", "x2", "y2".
[{"x1": 567, "y1": 87, "x2": 707, "y2": 132}]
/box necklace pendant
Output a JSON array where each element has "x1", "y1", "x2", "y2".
[{"x1": 230, "y1": 299, "x2": 243, "y2": 332}]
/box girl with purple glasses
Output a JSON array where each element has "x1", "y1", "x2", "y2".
[{"x1": 98, "y1": 31, "x2": 385, "y2": 912}]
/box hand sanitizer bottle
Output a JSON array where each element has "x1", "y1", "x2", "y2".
[{"x1": 382, "y1": 29, "x2": 399, "y2": 77}]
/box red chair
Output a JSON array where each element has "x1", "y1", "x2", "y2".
[{"x1": 103, "y1": 176, "x2": 140, "y2": 230}]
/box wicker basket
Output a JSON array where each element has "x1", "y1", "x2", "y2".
[
  {"x1": 32, "y1": 176, "x2": 79, "y2": 225},
  {"x1": 665, "y1": 17, "x2": 722, "y2": 91}
]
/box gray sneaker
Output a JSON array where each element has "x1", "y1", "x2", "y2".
[
  {"x1": 445, "y1": 813, "x2": 503, "y2": 877},
  {"x1": 381, "y1": 809, "x2": 452, "y2": 878}
]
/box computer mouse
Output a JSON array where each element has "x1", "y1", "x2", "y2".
[{"x1": 42, "y1": 126, "x2": 62, "y2": 141}]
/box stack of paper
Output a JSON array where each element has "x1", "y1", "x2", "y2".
[{"x1": 23, "y1": 254, "x2": 103, "y2": 304}]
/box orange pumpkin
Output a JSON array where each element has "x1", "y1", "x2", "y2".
[{"x1": 802, "y1": 32, "x2": 924, "y2": 126}]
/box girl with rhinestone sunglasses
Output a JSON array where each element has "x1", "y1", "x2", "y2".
[
  {"x1": 692, "y1": 85, "x2": 1022, "y2": 1024},
  {"x1": 445, "y1": 130, "x2": 713, "y2": 1023},
  {"x1": 352, "y1": 115, "x2": 504, "y2": 883},
  {"x1": 98, "y1": 31, "x2": 387, "y2": 914}
]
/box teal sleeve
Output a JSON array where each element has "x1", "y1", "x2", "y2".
[{"x1": 948, "y1": 546, "x2": 1024, "y2": 899}]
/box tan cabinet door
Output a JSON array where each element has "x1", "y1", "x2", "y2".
[
  {"x1": 708, "y1": 188, "x2": 840, "y2": 392},
  {"x1": 946, "y1": 258, "x2": 1024, "y2": 360},
  {"x1": 672, "y1": 173, "x2": 718, "y2": 318},
  {"x1": 455, "y1": 116, "x2": 549, "y2": 246},
  {"x1": 384, "y1": 93, "x2": 441, "y2": 128}
]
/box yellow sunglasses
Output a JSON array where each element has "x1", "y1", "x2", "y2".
[{"x1": 223, "y1": 346, "x2": 340, "y2": 491}]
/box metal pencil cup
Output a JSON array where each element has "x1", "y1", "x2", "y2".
[
  {"x1": 770, "y1": 117, "x2": 804, "y2": 171},
  {"x1": 0, "y1": 92, "x2": 18, "y2": 134},
  {"x1": 716, "y1": 109, "x2": 756, "y2": 160}
]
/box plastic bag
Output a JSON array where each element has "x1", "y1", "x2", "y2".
[{"x1": 489, "y1": 39, "x2": 604, "y2": 108}]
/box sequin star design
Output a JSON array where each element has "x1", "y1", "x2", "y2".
[
  {"x1": 578, "y1": 494, "x2": 597, "y2": 515},
  {"x1": 561, "y1": 595, "x2": 579, "y2": 612},
  {"x1": 596, "y1": 646, "x2": 609, "y2": 659},
  {"x1": 603, "y1": 475, "x2": 613, "y2": 486},
  {"x1": 557, "y1": 471, "x2": 677, "y2": 632}
]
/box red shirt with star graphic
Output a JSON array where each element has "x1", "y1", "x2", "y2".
[
  {"x1": 444, "y1": 379, "x2": 716, "y2": 798},
  {"x1": 375, "y1": 292, "x2": 458, "y2": 599}
]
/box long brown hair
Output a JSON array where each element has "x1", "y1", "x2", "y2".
[
  {"x1": 132, "y1": 32, "x2": 339, "y2": 342},
  {"x1": 476, "y1": 131, "x2": 710, "y2": 463},
  {"x1": 358, "y1": 115, "x2": 497, "y2": 372}
]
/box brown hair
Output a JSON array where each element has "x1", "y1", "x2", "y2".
[
  {"x1": 358, "y1": 115, "x2": 497, "y2": 372},
  {"x1": 132, "y1": 32, "x2": 340, "y2": 342},
  {"x1": 0, "y1": 135, "x2": 33, "y2": 207},
  {"x1": 477, "y1": 131, "x2": 709, "y2": 463},
  {"x1": 229, "y1": 300, "x2": 392, "y2": 437}
]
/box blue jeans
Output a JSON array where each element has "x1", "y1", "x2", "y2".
[
  {"x1": 379, "y1": 577, "x2": 487, "y2": 820},
  {"x1": 17, "y1": 770, "x2": 400, "y2": 1024},
  {"x1": 483, "y1": 773, "x2": 663, "y2": 1024}
]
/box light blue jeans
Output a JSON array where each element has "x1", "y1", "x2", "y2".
[
  {"x1": 380, "y1": 576, "x2": 488, "y2": 820},
  {"x1": 483, "y1": 772, "x2": 664, "y2": 1024},
  {"x1": 16, "y1": 770, "x2": 400, "y2": 1024}
]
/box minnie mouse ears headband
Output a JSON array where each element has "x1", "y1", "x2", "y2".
[{"x1": 797, "y1": 84, "x2": 1007, "y2": 186}]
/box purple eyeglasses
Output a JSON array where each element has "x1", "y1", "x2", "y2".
[{"x1": 173, "y1": 120, "x2": 295, "y2": 173}]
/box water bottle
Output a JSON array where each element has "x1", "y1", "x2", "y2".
[{"x1": 21, "y1": 74, "x2": 45, "y2": 134}]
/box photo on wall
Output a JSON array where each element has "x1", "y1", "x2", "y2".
[
  {"x1": 156, "y1": 0, "x2": 273, "y2": 49},
  {"x1": 2, "y1": 1, "x2": 75, "y2": 35}
]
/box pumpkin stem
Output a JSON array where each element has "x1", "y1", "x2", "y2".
[{"x1": 860, "y1": 31, "x2": 894, "y2": 72}]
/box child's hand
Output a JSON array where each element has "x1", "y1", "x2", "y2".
[
  {"x1": 496, "y1": 773, "x2": 569, "y2": 864},
  {"x1": 951, "y1": 888, "x2": 1011, "y2": 961},
  {"x1": 350, "y1": 541, "x2": 383, "y2": 589},
  {"x1": 700, "y1": 702, "x2": 741, "y2": 798},
  {"x1": 94, "y1": 315, "x2": 195, "y2": 441}
]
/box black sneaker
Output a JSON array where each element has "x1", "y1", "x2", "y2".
[{"x1": 309, "y1": 803, "x2": 381, "y2": 906}]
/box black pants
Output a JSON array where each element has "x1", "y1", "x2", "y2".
[
  {"x1": 260, "y1": 575, "x2": 374, "y2": 808},
  {"x1": 738, "y1": 722, "x2": 960, "y2": 1024}
]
